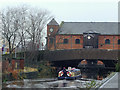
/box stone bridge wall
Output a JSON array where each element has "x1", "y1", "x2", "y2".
[{"x1": 44, "y1": 49, "x2": 119, "y2": 61}]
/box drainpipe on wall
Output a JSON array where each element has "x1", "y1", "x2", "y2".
[
  {"x1": 71, "y1": 35, "x2": 72, "y2": 49},
  {"x1": 113, "y1": 36, "x2": 115, "y2": 49}
]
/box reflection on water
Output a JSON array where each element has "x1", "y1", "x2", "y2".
[
  {"x1": 3, "y1": 78, "x2": 102, "y2": 89},
  {"x1": 62, "y1": 83, "x2": 67, "y2": 87}
]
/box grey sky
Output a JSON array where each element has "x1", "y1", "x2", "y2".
[
  {"x1": 0, "y1": 0, "x2": 118, "y2": 23},
  {"x1": 0, "y1": 0, "x2": 119, "y2": 46}
]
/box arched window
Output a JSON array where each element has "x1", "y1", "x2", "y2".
[
  {"x1": 118, "y1": 39, "x2": 120, "y2": 45},
  {"x1": 105, "y1": 39, "x2": 110, "y2": 44},
  {"x1": 75, "y1": 39, "x2": 80, "y2": 44},
  {"x1": 63, "y1": 39, "x2": 68, "y2": 44}
]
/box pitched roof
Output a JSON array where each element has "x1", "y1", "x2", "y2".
[
  {"x1": 47, "y1": 18, "x2": 59, "y2": 25},
  {"x1": 58, "y1": 22, "x2": 119, "y2": 35}
]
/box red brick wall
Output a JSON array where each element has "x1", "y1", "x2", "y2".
[
  {"x1": 12, "y1": 60, "x2": 15, "y2": 70},
  {"x1": 47, "y1": 25, "x2": 59, "y2": 50},
  {"x1": 55, "y1": 35, "x2": 83, "y2": 50},
  {"x1": 47, "y1": 34, "x2": 120, "y2": 50},
  {"x1": 98, "y1": 35, "x2": 120, "y2": 50},
  {"x1": 20, "y1": 59, "x2": 24, "y2": 69},
  {"x1": 47, "y1": 37, "x2": 56, "y2": 50},
  {"x1": 2, "y1": 59, "x2": 24, "y2": 73},
  {"x1": 47, "y1": 25, "x2": 59, "y2": 37},
  {"x1": 71, "y1": 35, "x2": 83, "y2": 49},
  {"x1": 2, "y1": 60, "x2": 9, "y2": 72},
  {"x1": 56, "y1": 35, "x2": 72, "y2": 50}
]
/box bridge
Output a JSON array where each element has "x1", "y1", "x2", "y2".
[
  {"x1": 45, "y1": 49, "x2": 119, "y2": 61},
  {"x1": 44, "y1": 49, "x2": 119, "y2": 68},
  {"x1": 44, "y1": 49, "x2": 119, "y2": 79}
]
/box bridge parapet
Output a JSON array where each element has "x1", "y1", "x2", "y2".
[{"x1": 44, "y1": 49, "x2": 119, "y2": 61}]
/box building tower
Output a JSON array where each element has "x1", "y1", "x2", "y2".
[{"x1": 47, "y1": 18, "x2": 59, "y2": 50}]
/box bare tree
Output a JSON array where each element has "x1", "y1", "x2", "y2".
[
  {"x1": 26, "y1": 8, "x2": 52, "y2": 51},
  {"x1": 17, "y1": 6, "x2": 29, "y2": 52},
  {"x1": 1, "y1": 7, "x2": 21, "y2": 60},
  {"x1": 1, "y1": 6, "x2": 53, "y2": 64},
  {"x1": 24, "y1": 8, "x2": 52, "y2": 66}
]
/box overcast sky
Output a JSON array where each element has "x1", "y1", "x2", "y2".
[
  {"x1": 0, "y1": 0, "x2": 119, "y2": 23},
  {"x1": 0, "y1": 0, "x2": 119, "y2": 46}
]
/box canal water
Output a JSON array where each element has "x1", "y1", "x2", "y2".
[{"x1": 3, "y1": 78, "x2": 102, "y2": 89}]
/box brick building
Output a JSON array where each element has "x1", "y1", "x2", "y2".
[{"x1": 47, "y1": 18, "x2": 120, "y2": 50}]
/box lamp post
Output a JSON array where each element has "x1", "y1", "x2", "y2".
[
  {"x1": 14, "y1": 34, "x2": 17, "y2": 58},
  {"x1": 2, "y1": 44, "x2": 5, "y2": 55},
  {"x1": 2, "y1": 47, "x2": 4, "y2": 55}
]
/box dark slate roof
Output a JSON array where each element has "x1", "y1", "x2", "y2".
[
  {"x1": 58, "y1": 22, "x2": 119, "y2": 35},
  {"x1": 44, "y1": 49, "x2": 119, "y2": 61},
  {"x1": 47, "y1": 18, "x2": 59, "y2": 25}
]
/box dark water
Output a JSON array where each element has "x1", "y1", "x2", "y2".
[{"x1": 2, "y1": 78, "x2": 102, "y2": 89}]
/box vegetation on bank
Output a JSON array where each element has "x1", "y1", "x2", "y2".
[
  {"x1": 38, "y1": 61, "x2": 57, "y2": 78},
  {"x1": 2, "y1": 61, "x2": 57, "y2": 82},
  {"x1": 2, "y1": 50, "x2": 57, "y2": 82},
  {"x1": 115, "y1": 61, "x2": 120, "y2": 72}
]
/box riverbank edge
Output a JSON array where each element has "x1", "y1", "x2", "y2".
[{"x1": 96, "y1": 72, "x2": 117, "y2": 89}]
